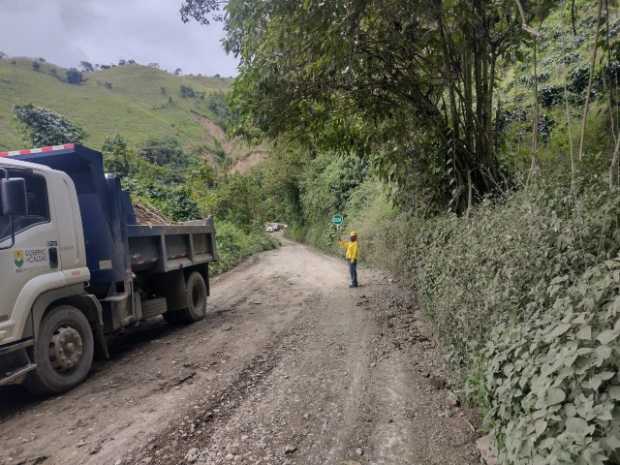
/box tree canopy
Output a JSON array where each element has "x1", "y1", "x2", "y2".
[
  {"x1": 14, "y1": 104, "x2": 86, "y2": 147},
  {"x1": 181, "y1": 0, "x2": 559, "y2": 212}
]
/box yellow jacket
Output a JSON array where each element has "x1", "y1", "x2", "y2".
[{"x1": 339, "y1": 240, "x2": 359, "y2": 263}]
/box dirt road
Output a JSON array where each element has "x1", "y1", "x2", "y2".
[{"x1": 1, "y1": 240, "x2": 479, "y2": 465}]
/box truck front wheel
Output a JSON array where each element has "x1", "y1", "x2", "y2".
[{"x1": 26, "y1": 305, "x2": 94, "y2": 395}]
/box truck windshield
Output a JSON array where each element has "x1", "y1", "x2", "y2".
[{"x1": 0, "y1": 171, "x2": 50, "y2": 244}]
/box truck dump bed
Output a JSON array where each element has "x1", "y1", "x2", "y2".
[{"x1": 128, "y1": 219, "x2": 216, "y2": 273}]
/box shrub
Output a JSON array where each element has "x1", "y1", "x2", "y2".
[
  {"x1": 487, "y1": 259, "x2": 620, "y2": 464},
  {"x1": 180, "y1": 84, "x2": 196, "y2": 98},
  {"x1": 122, "y1": 177, "x2": 200, "y2": 222},
  {"x1": 212, "y1": 221, "x2": 277, "y2": 274},
  {"x1": 206, "y1": 93, "x2": 233, "y2": 130},
  {"x1": 65, "y1": 68, "x2": 84, "y2": 85},
  {"x1": 540, "y1": 85, "x2": 564, "y2": 108},
  {"x1": 139, "y1": 136, "x2": 187, "y2": 168},
  {"x1": 14, "y1": 104, "x2": 86, "y2": 146},
  {"x1": 102, "y1": 134, "x2": 135, "y2": 177}
]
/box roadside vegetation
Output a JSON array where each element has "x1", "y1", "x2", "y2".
[{"x1": 181, "y1": 0, "x2": 620, "y2": 463}]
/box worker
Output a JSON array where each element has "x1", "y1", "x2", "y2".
[{"x1": 339, "y1": 231, "x2": 359, "y2": 288}]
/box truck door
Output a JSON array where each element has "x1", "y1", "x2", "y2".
[
  {"x1": 0, "y1": 169, "x2": 59, "y2": 340},
  {"x1": 52, "y1": 175, "x2": 85, "y2": 271}
]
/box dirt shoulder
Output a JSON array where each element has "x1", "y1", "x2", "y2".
[{"x1": 0, "y1": 241, "x2": 480, "y2": 465}]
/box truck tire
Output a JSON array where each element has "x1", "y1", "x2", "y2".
[
  {"x1": 26, "y1": 305, "x2": 95, "y2": 396},
  {"x1": 180, "y1": 272, "x2": 208, "y2": 323}
]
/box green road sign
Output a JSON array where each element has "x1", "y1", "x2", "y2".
[{"x1": 331, "y1": 214, "x2": 344, "y2": 225}]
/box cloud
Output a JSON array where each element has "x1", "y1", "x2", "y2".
[{"x1": 0, "y1": 0, "x2": 238, "y2": 76}]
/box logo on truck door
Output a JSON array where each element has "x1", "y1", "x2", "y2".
[
  {"x1": 14, "y1": 250, "x2": 25, "y2": 268},
  {"x1": 14, "y1": 248, "x2": 49, "y2": 272}
]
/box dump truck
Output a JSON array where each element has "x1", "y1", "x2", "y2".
[{"x1": 0, "y1": 144, "x2": 217, "y2": 394}]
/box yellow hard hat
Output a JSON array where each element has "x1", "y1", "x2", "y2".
[{"x1": 350, "y1": 231, "x2": 357, "y2": 237}]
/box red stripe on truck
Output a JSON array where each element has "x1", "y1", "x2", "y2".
[{"x1": 0, "y1": 143, "x2": 75, "y2": 158}]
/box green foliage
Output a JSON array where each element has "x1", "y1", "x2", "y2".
[
  {"x1": 138, "y1": 136, "x2": 188, "y2": 169},
  {"x1": 487, "y1": 258, "x2": 620, "y2": 464},
  {"x1": 14, "y1": 103, "x2": 86, "y2": 146},
  {"x1": 181, "y1": 0, "x2": 562, "y2": 212},
  {"x1": 102, "y1": 134, "x2": 135, "y2": 177},
  {"x1": 301, "y1": 152, "x2": 367, "y2": 225},
  {"x1": 122, "y1": 176, "x2": 200, "y2": 222},
  {"x1": 180, "y1": 84, "x2": 196, "y2": 98},
  {"x1": 65, "y1": 68, "x2": 83, "y2": 85},
  {"x1": 80, "y1": 61, "x2": 94, "y2": 73},
  {"x1": 206, "y1": 92, "x2": 234, "y2": 130},
  {"x1": 209, "y1": 173, "x2": 264, "y2": 228},
  {"x1": 211, "y1": 221, "x2": 277, "y2": 274},
  {"x1": 412, "y1": 182, "x2": 620, "y2": 368}
]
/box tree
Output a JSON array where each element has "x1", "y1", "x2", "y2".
[
  {"x1": 181, "y1": 0, "x2": 539, "y2": 212},
  {"x1": 118, "y1": 59, "x2": 126, "y2": 66},
  {"x1": 207, "y1": 93, "x2": 235, "y2": 130},
  {"x1": 31, "y1": 60, "x2": 41, "y2": 72},
  {"x1": 211, "y1": 173, "x2": 264, "y2": 227},
  {"x1": 80, "y1": 61, "x2": 94, "y2": 72},
  {"x1": 175, "y1": 67, "x2": 182, "y2": 76},
  {"x1": 128, "y1": 59, "x2": 136, "y2": 65},
  {"x1": 102, "y1": 135, "x2": 134, "y2": 177},
  {"x1": 139, "y1": 137, "x2": 187, "y2": 168},
  {"x1": 180, "y1": 84, "x2": 196, "y2": 98},
  {"x1": 148, "y1": 62, "x2": 160, "y2": 69},
  {"x1": 14, "y1": 104, "x2": 86, "y2": 146},
  {"x1": 65, "y1": 68, "x2": 84, "y2": 84},
  {"x1": 0, "y1": 51, "x2": 6, "y2": 59}
]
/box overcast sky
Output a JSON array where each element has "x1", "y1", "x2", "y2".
[{"x1": 0, "y1": 0, "x2": 238, "y2": 76}]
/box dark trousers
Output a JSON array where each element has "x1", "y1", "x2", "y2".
[{"x1": 349, "y1": 261, "x2": 358, "y2": 287}]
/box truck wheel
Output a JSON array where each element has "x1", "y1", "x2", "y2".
[
  {"x1": 180, "y1": 272, "x2": 208, "y2": 323},
  {"x1": 26, "y1": 305, "x2": 94, "y2": 396}
]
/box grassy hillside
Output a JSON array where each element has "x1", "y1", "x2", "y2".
[{"x1": 0, "y1": 58, "x2": 257, "y2": 163}]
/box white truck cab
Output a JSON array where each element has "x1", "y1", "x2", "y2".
[{"x1": 0, "y1": 156, "x2": 90, "y2": 346}]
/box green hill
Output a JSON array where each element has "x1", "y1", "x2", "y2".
[{"x1": 0, "y1": 58, "x2": 256, "y2": 163}]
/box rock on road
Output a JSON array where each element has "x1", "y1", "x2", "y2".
[{"x1": 0, "y1": 240, "x2": 479, "y2": 465}]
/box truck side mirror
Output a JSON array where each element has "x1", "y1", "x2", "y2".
[{"x1": 0, "y1": 178, "x2": 27, "y2": 216}]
